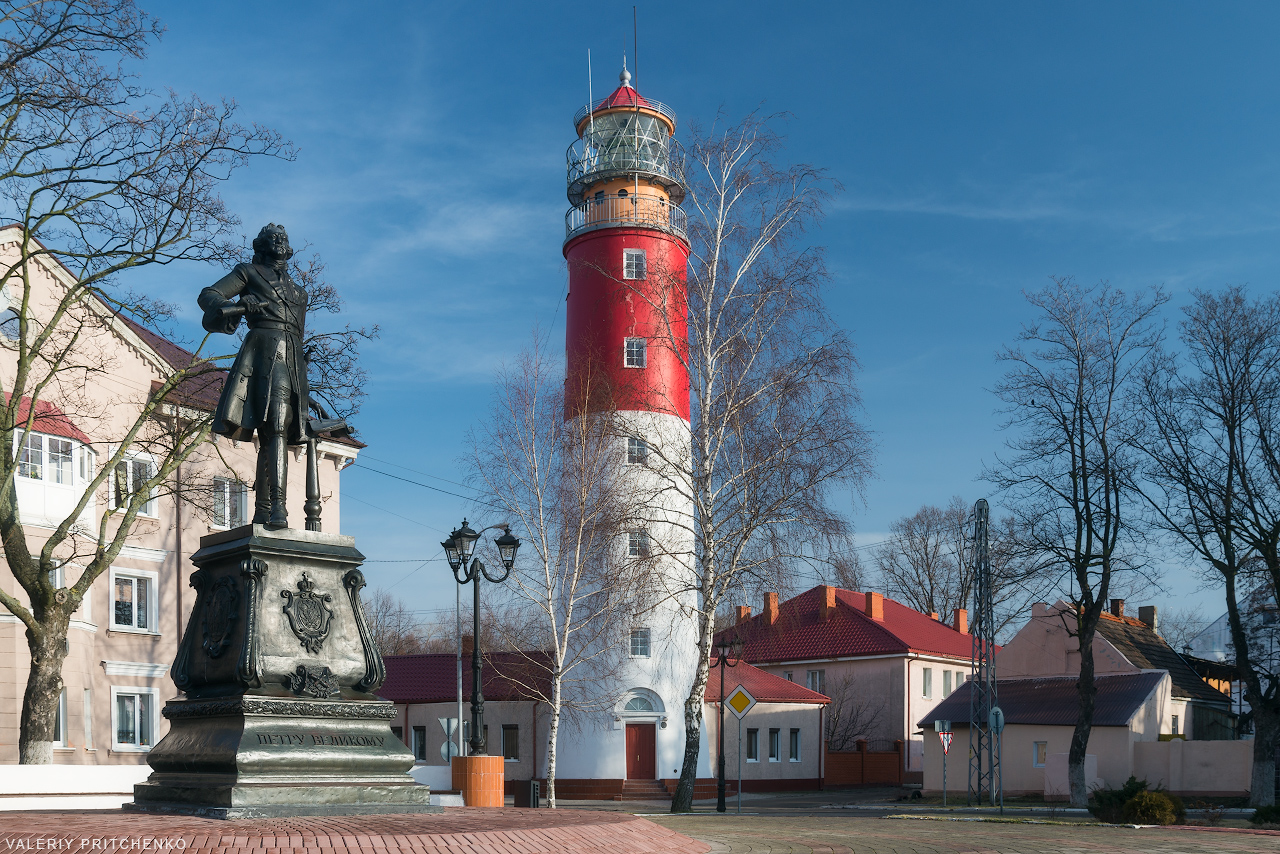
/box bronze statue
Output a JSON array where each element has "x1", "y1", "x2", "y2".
[{"x1": 199, "y1": 224, "x2": 346, "y2": 529}]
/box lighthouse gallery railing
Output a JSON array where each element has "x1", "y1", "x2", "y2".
[{"x1": 565, "y1": 194, "x2": 688, "y2": 242}]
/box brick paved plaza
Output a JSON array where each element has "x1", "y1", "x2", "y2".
[{"x1": 647, "y1": 814, "x2": 1280, "y2": 854}]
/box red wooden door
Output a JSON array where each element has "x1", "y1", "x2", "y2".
[{"x1": 625, "y1": 723, "x2": 656, "y2": 779}]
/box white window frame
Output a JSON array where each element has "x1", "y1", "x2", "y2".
[
  {"x1": 83, "y1": 688, "x2": 93, "y2": 749},
  {"x1": 630, "y1": 628, "x2": 651, "y2": 658},
  {"x1": 943, "y1": 669, "x2": 952, "y2": 698},
  {"x1": 628, "y1": 530, "x2": 650, "y2": 558},
  {"x1": 768, "y1": 727, "x2": 781, "y2": 762},
  {"x1": 1033, "y1": 741, "x2": 1047, "y2": 768},
  {"x1": 17, "y1": 430, "x2": 43, "y2": 480},
  {"x1": 623, "y1": 248, "x2": 647, "y2": 280},
  {"x1": 110, "y1": 685, "x2": 158, "y2": 752},
  {"x1": 411, "y1": 725, "x2": 427, "y2": 761},
  {"x1": 746, "y1": 728, "x2": 759, "y2": 762},
  {"x1": 52, "y1": 688, "x2": 68, "y2": 747},
  {"x1": 502, "y1": 724, "x2": 519, "y2": 762},
  {"x1": 623, "y1": 337, "x2": 647, "y2": 369},
  {"x1": 922, "y1": 667, "x2": 933, "y2": 699},
  {"x1": 806, "y1": 669, "x2": 825, "y2": 695},
  {"x1": 109, "y1": 453, "x2": 157, "y2": 517},
  {"x1": 109, "y1": 566, "x2": 160, "y2": 635},
  {"x1": 789, "y1": 727, "x2": 801, "y2": 762},
  {"x1": 626, "y1": 436, "x2": 649, "y2": 465},
  {"x1": 211, "y1": 476, "x2": 249, "y2": 529}
]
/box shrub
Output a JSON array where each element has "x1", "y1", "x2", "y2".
[
  {"x1": 1123, "y1": 790, "x2": 1178, "y2": 825},
  {"x1": 1163, "y1": 791, "x2": 1186, "y2": 824},
  {"x1": 1088, "y1": 776, "x2": 1149, "y2": 824},
  {"x1": 1250, "y1": 804, "x2": 1280, "y2": 825}
]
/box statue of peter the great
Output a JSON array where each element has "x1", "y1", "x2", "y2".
[{"x1": 199, "y1": 224, "x2": 346, "y2": 529}]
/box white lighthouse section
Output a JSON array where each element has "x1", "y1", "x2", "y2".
[{"x1": 550, "y1": 408, "x2": 708, "y2": 784}]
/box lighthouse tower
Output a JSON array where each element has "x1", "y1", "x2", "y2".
[{"x1": 558, "y1": 67, "x2": 704, "y2": 788}]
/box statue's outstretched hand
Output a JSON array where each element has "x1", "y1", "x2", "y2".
[{"x1": 241, "y1": 294, "x2": 265, "y2": 316}]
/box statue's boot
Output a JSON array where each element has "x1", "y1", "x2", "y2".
[
  {"x1": 266, "y1": 433, "x2": 288, "y2": 530},
  {"x1": 252, "y1": 443, "x2": 271, "y2": 525}
]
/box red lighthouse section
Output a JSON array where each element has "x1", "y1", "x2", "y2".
[{"x1": 563, "y1": 68, "x2": 690, "y2": 421}]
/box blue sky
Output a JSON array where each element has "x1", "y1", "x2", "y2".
[{"x1": 130, "y1": 2, "x2": 1280, "y2": 625}]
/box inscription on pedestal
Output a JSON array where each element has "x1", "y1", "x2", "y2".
[{"x1": 255, "y1": 733, "x2": 389, "y2": 747}]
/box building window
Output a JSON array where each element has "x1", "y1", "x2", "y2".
[
  {"x1": 623, "y1": 248, "x2": 647, "y2": 280},
  {"x1": 111, "y1": 688, "x2": 156, "y2": 751},
  {"x1": 922, "y1": 667, "x2": 933, "y2": 699},
  {"x1": 78, "y1": 446, "x2": 94, "y2": 482},
  {"x1": 111, "y1": 457, "x2": 156, "y2": 516},
  {"x1": 53, "y1": 689, "x2": 67, "y2": 747},
  {"x1": 502, "y1": 725, "x2": 519, "y2": 761},
  {"x1": 746, "y1": 728, "x2": 758, "y2": 761},
  {"x1": 18, "y1": 432, "x2": 42, "y2": 480},
  {"x1": 783, "y1": 671, "x2": 793, "y2": 682},
  {"x1": 593, "y1": 190, "x2": 605, "y2": 206},
  {"x1": 390, "y1": 726, "x2": 403, "y2": 743},
  {"x1": 624, "y1": 695, "x2": 655, "y2": 712},
  {"x1": 48, "y1": 438, "x2": 73, "y2": 485},
  {"x1": 789, "y1": 728, "x2": 801, "y2": 761},
  {"x1": 624, "y1": 337, "x2": 647, "y2": 368},
  {"x1": 806, "y1": 670, "x2": 825, "y2": 695},
  {"x1": 111, "y1": 569, "x2": 157, "y2": 633},
  {"x1": 412, "y1": 725, "x2": 427, "y2": 760},
  {"x1": 1172, "y1": 714, "x2": 1179, "y2": 736},
  {"x1": 768, "y1": 728, "x2": 781, "y2": 762},
  {"x1": 630, "y1": 628, "x2": 651, "y2": 658},
  {"x1": 957, "y1": 670, "x2": 965, "y2": 690},
  {"x1": 628, "y1": 530, "x2": 650, "y2": 558},
  {"x1": 83, "y1": 688, "x2": 93, "y2": 749},
  {"x1": 212, "y1": 477, "x2": 248, "y2": 528},
  {"x1": 627, "y1": 436, "x2": 649, "y2": 465},
  {"x1": 943, "y1": 670, "x2": 953, "y2": 698},
  {"x1": 1033, "y1": 741, "x2": 1047, "y2": 768}
]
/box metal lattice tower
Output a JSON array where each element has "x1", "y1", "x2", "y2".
[{"x1": 967, "y1": 499, "x2": 1002, "y2": 807}]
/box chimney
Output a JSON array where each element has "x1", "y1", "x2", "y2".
[
  {"x1": 821, "y1": 585, "x2": 837, "y2": 621},
  {"x1": 461, "y1": 634, "x2": 475, "y2": 656},
  {"x1": 864, "y1": 591, "x2": 884, "y2": 621},
  {"x1": 1110, "y1": 599, "x2": 1125, "y2": 618},
  {"x1": 1138, "y1": 605, "x2": 1158, "y2": 633},
  {"x1": 736, "y1": 605, "x2": 752, "y2": 625},
  {"x1": 929, "y1": 612, "x2": 939, "y2": 621},
  {"x1": 763, "y1": 592, "x2": 779, "y2": 626},
  {"x1": 953, "y1": 608, "x2": 968, "y2": 635}
]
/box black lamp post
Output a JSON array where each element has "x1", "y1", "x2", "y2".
[
  {"x1": 442, "y1": 519, "x2": 520, "y2": 756},
  {"x1": 714, "y1": 635, "x2": 744, "y2": 813}
]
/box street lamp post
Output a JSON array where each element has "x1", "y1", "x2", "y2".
[
  {"x1": 442, "y1": 519, "x2": 520, "y2": 756},
  {"x1": 714, "y1": 636, "x2": 744, "y2": 813}
]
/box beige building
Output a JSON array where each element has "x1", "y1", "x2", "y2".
[{"x1": 0, "y1": 232, "x2": 360, "y2": 764}]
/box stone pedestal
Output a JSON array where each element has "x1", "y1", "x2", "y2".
[
  {"x1": 129, "y1": 525, "x2": 438, "y2": 819},
  {"x1": 452, "y1": 755, "x2": 505, "y2": 807}
]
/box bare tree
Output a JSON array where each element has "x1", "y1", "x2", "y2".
[
  {"x1": 0, "y1": 1, "x2": 292, "y2": 763},
  {"x1": 1158, "y1": 606, "x2": 1210, "y2": 655},
  {"x1": 466, "y1": 334, "x2": 647, "y2": 807},
  {"x1": 365, "y1": 589, "x2": 433, "y2": 656},
  {"x1": 823, "y1": 672, "x2": 888, "y2": 752},
  {"x1": 635, "y1": 114, "x2": 873, "y2": 812},
  {"x1": 874, "y1": 499, "x2": 971, "y2": 620},
  {"x1": 1132, "y1": 287, "x2": 1280, "y2": 805},
  {"x1": 986, "y1": 277, "x2": 1165, "y2": 806}
]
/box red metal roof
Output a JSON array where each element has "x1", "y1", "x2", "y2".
[
  {"x1": 6, "y1": 394, "x2": 89, "y2": 443},
  {"x1": 916, "y1": 672, "x2": 1165, "y2": 728},
  {"x1": 717, "y1": 585, "x2": 978, "y2": 664},
  {"x1": 704, "y1": 657, "x2": 829, "y2": 705},
  {"x1": 377, "y1": 652, "x2": 552, "y2": 705},
  {"x1": 594, "y1": 84, "x2": 655, "y2": 114}
]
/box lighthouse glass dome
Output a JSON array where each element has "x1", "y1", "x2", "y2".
[{"x1": 567, "y1": 111, "x2": 678, "y2": 199}]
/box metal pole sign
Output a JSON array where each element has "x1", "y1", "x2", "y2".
[
  {"x1": 935, "y1": 720, "x2": 951, "y2": 807},
  {"x1": 726, "y1": 686, "x2": 755, "y2": 815}
]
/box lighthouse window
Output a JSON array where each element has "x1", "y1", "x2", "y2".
[
  {"x1": 627, "y1": 437, "x2": 649, "y2": 464},
  {"x1": 628, "y1": 530, "x2": 650, "y2": 558},
  {"x1": 624, "y1": 337, "x2": 647, "y2": 368},
  {"x1": 623, "y1": 248, "x2": 647, "y2": 280},
  {"x1": 593, "y1": 190, "x2": 604, "y2": 205}
]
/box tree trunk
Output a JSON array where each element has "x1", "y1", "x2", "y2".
[
  {"x1": 1249, "y1": 700, "x2": 1279, "y2": 807},
  {"x1": 670, "y1": 691, "x2": 703, "y2": 812},
  {"x1": 546, "y1": 681, "x2": 561, "y2": 809},
  {"x1": 18, "y1": 618, "x2": 69, "y2": 764},
  {"x1": 1068, "y1": 622, "x2": 1097, "y2": 808}
]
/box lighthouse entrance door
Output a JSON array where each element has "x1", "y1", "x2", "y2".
[{"x1": 625, "y1": 723, "x2": 656, "y2": 779}]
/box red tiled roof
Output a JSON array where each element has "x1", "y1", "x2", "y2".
[
  {"x1": 595, "y1": 84, "x2": 655, "y2": 114},
  {"x1": 717, "y1": 585, "x2": 978, "y2": 664},
  {"x1": 5, "y1": 393, "x2": 89, "y2": 443},
  {"x1": 377, "y1": 651, "x2": 552, "y2": 704},
  {"x1": 704, "y1": 657, "x2": 829, "y2": 705}
]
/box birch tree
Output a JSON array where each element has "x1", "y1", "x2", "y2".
[
  {"x1": 0, "y1": 0, "x2": 292, "y2": 763},
  {"x1": 638, "y1": 115, "x2": 873, "y2": 812},
  {"x1": 986, "y1": 277, "x2": 1165, "y2": 807},
  {"x1": 466, "y1": 335, "x2": 646, "y2": 807}
]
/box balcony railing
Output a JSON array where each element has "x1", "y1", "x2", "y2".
[
  {"x1": 573, "y1": 96, "x2": 677, "y2": 130},
  {"x1": 565, "y1": 193, "x2": 688, "y2": 242}
]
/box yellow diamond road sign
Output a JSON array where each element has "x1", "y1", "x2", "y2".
[{"x1": 726, "y1": 685, "x2": 756, "y2": 719}]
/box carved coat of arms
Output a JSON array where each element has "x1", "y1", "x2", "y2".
[
  {"x1": 281, "y1": 572, "x2": 334, "y2": 654},
  {"x1": 201, "y1": 576, "x2": 238, "y2": 658}
]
